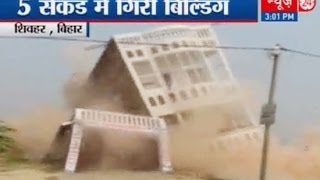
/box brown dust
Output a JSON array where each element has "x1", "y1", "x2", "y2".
[{"x1": 4, "y1": 72, "x2": 320, "y2": 180}]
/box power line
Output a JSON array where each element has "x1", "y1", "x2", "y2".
[
  {"x1": 0, "y1": 36, "x2": 273, "y2": 51},
  {"x1": 281, "y1": 47, "x2": 320, "y2": 58},
  {"x1": 89, "y1": 42, "x2": 320, "y2": 59},
  {"x1": 0, "y1": 36, "x2": 320, "y2": 58}
]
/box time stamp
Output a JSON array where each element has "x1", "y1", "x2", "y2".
[{"x1": 261, "y1": 12, "x2": 298, "y2": 21}]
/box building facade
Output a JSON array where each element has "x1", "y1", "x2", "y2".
[{"x1": 89, "y1": 25, "x2": 258, "y2": 132}]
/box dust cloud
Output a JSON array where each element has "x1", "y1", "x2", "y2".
[
  {"x1": 7, "y1": 108, "x2": 67, "y2": 161},
  {"x1": 169, "y1": 108, "x2": 320, "y2": 180},
  {"x1": 3, "y1": 60, "x2": 320, "y2": 180},
  {"x1": 166, "y1": 86, "x2": 320, "y2": 180}
]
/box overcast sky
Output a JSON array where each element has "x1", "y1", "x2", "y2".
[{"x1": 0, "y1": 9, "x2": 319, "y2": 142}]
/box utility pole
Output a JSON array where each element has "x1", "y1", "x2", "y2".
[{"x1": 259, "y1": 44, "x2": 281, "y2": 180}]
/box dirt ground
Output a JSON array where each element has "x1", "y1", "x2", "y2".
[{"x1": 0, "y1": 169, "x2": 211, "y2": 180}]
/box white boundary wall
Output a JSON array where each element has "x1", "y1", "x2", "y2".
[
  {"x1": 64, "y1": 108, "x2": 172, "y2": 173},
  {"x1": 212, "y1": 126, "x2": 264, "y2": 152}
]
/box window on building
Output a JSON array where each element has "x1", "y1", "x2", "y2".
[
  {"x1": 186, "y1": 69, "x2": 200, "y2": 84},
  {"x1": 155, "y1": 54, "x2": 188, "y2": 89},
  {"x1": 182, "y1": 41, "x2": 188, "y2": 47},
  {"x1": 202, "y1": 41, "x2": 207, "y2": 47},
  {"x1": 202, "y1": 29, "x2": 210, "y2": 37},
  {"x1": 126, "y1": 51, "x2": 134, "y2": 58},
  {"x1": 154, "y1": 51, "x2": 214, "y2": 88},
  {"x1": 163, "y1": 73, "x2": 172, "y2": 89},
  {"x1": 158, "y1": 96, "x2": 165, "y2": 105},
  {"x1": 133, "y1": 61, "x2": 153, "y2": 75},
  {"x1": 132, "y1": 61, "x2": 161, "y2": 89},
  {"x1": 188, "y1": 51, "x2": 202, "y2": 65},
  {"x1": 178, "y1": 52, "x2": 192, "y2": 66},
  {"x1": 136, "y1": 49, "x2": 144, "y2": 57},
  {"x1": 167, "y1": 53, "x2": 181, "y2": 69},
  {"x1": 197, "y1": 67, "x2": 212, "y2": 82},
  {"x1": 169, "y1": 93, "x2": 177, "y2": 103},
  {"x1": 175, "y1": 51, "x2": 213, "y2": 84},
  {"x1": 155, "y1": 56, "x2": 169, "y2": 72},
  {"x1": 151, "y1": 47, "x2": 158, "y2": 54},
  {"x1": 162, "y1": 44, "x2": 169, "y2": 51},
  {"x1": 172, "y1": 42, "x2": 179, "y2": 48}
]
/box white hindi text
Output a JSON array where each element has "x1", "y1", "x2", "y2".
[
  {"x1": 17, "y1": 0, "x2": 230, "y2": 17},
  {"x1": 4, "y1": 22, "x2": 89, "y2": 37}
]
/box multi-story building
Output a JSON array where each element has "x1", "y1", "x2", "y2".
[
  {"x1": 53, "y1": 25, "x2": 264, "y2": 173},
  {"x1": 88, "y1": 25, "x2": 259, "y2": 133}
]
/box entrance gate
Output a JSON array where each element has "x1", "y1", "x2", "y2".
[{"x1": 64, "y1": 108, "x2": 172, "y2": 173}]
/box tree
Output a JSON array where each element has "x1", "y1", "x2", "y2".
[{"x1": 0, "y1": 120, "x2": 15, "y2": 154}]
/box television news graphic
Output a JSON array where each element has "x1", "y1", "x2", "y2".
[
  {"x1": 299, "y1": 0, "x2": 316, "y2": 11},
  {"x1": 261, "y1": 0, "x2": 316, "y2": 22},
  {"x1": 261, "y1": 0, "x2": 299, "y2": 22},
  {"x1": 0, "y1": 22, "x2": 89, "y2": 37},
  {"x1": 0, "y1": 0, "x2": 258, "y2": 22}
]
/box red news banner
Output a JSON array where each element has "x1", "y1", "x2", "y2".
[{"x1": 261, "y1": 0, "x2": 316, "y2": 21}]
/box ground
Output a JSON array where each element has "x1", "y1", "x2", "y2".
[
  {"x1": 0, "y1": 162, "x2": 217, "y2": 180},
  {"x1": 0, "y1": 168, "x2": 215, "y2": 180}
]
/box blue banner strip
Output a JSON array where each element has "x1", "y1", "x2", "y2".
[{"x1": 0, "y1": 0, "x2": 258, "y2": 22}]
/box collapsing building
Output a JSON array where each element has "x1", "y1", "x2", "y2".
[
  {"x1": 88, "y1": 25, "x2": 259, "y2": 129},
  {"x1": 52, "y1": 25, "x2": 263, "y2": 173}
]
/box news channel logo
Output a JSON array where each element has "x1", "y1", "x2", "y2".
[{"x1": 261, "y1": 0, "x2": 316, "y2": 22}]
